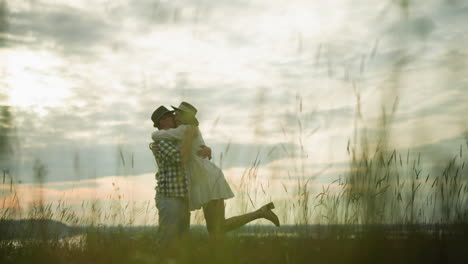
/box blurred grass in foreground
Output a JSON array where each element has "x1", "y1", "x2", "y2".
[{"x1": 0, "y1": 225, "x2": 467, "y2": 264}]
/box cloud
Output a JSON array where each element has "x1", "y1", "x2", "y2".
[
  {"x1": 385, "y1": 16, "x2": 436, "y2": 41},
  {"x1": 7, "y1": 2, "x2": 118, "y2": 55}
]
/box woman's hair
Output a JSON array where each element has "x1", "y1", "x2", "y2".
[{"x1": 178, "y1": 110, "x2": 199, "y2": 126}]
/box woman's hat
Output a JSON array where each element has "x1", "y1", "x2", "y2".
[{"x1": 171, "y1": 101, "x2": 197, "y2": 116}]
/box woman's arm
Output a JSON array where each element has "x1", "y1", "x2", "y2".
[
  {"x1": 179, "y1": 126, "x2": 197, "y2": 163},
  {"x1": 151, "y1": 125, "x2": 188, "y2": 142}
]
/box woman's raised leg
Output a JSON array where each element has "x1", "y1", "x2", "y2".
[{"x1": 203, "y1": 199, "x2": 280, "y2": 238}]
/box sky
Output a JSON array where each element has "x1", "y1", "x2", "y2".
[{"x1": 0, "y1": 0, "x2": 467, "y2": 225}]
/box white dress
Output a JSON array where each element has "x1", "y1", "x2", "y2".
[{"x1": 152, "y1": 125, "x2": 234, "y2": 211}]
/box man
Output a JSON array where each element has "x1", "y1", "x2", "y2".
[
  {"x1": 149, "y1": 106, "x2": 211, "y2": 248},
  {"x1": 150, "y1": 105, "x2": 191, "y2": 249}
]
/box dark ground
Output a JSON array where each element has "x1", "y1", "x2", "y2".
[{"x1": 1, "y1": 220, "x2": 468, "y2": 263}]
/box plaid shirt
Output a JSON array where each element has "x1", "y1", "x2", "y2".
[{"x1": 153, "y1": 139, "x2": 188, "y2": 197}]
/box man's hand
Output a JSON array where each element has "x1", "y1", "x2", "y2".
[
  {"x1": 149, "y1": 142, "x2": 159, "y2": 155},
  {"x1": 197, "y1": 145, "x2": 212, "y2": 160}
]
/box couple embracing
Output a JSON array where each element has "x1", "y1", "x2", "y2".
[{"x1": 150, "y1": 102, "x2": 279, "y2": 247}]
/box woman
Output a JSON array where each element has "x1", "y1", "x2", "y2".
[{"x1": 150, "y1": 102, "x2": 279, "y2": 237}]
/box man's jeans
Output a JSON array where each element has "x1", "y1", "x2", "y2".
[{"x1": 156, "y1": 196, "x2": 190, "y2": 247}]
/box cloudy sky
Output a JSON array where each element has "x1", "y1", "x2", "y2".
[{"x1": 0, "y1": 0, "x2": 467, "y2": 224}]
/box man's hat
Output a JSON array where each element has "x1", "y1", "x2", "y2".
[
  {"x1": 171, "y1": 101, "x2": 197, "y2": 116},
  {"x1": 151, "y1": 106, "x2": 173, "y2": 127}
]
